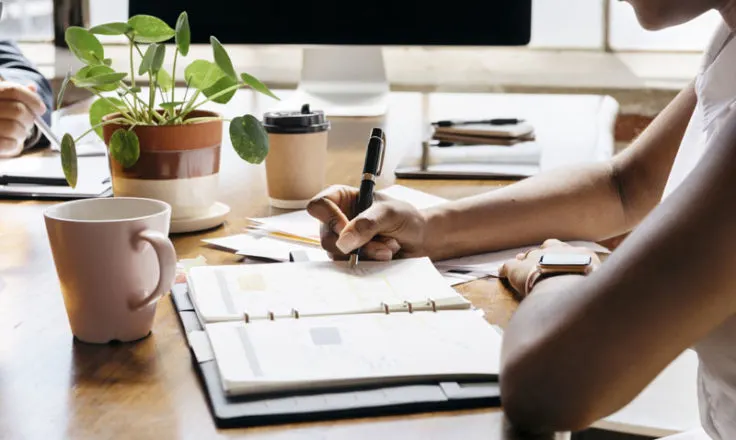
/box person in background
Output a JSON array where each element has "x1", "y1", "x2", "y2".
[
  {"x1": 307, "y1": 0, "x2": 736, "y2": 438},
  {"x1": 0, "y1": 39, "x2": 52, "y2": 158}
]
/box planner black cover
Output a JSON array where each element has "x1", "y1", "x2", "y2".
[{"x1": 170, "y1": 282, "x2": 502, "y2": 428}]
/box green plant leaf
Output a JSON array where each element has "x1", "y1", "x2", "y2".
[
  {"x1": 109, "y1": 129, "x2": 140, "y2": 168},
  {"x1": 230, "y1": 115, "x2": 269, "y2": 164},
  {"x1": 103, "y1": 58, "x2": 113, "y2": 66},
  {"x1": 160, "y1": 101, "x2": 185, "y2": 111},
  {"x1": 130, "y1": 86, "x2": 142, "y2": 93},
  {"x1": 57, "y1": 70, "x2": 72, "y2": 110},
  {"x1": 61, "y1": 134, "x2": 78, "y2": 188},
  {"x1": 210, "y1": 36, "x2": 237, "y2": 80},
  {"x1": 138, "y1": 43, "x2": 157, "y2": 75},
  {"x1": 204, "y1": 76, "x2": 237, "y2": 104},
  {"x1": 151, "y1": 44, "x2": 166, "y2": 74},
  {"x1": 184, "y1": 60, "x2": 221, "y2": 90},
  {"x1": 185, "y1": 60, "x2": 237, "y2": 103},
  {"x1": 72, "y1": 72, "x2": 127, "y2": 89},
  {"x1": 128, "y1": 15, "x2": 175, "y2": 43},
  {"x1": 240, "y1": 72, "x2": 279, "y2": 100},
  {"x1": 89, "y1": 22, "x2": 132, "y2": 35},
  {"x1": 74, "y1": 65, "x2": 124, "y2": 92},
  {"x1": 157, "y1": 69, "x2": 173, "y2": 92},
  {"x1": 175, "y1": 12, "x2": 190, "y2": 56},
  {"x1": 65, "y1": 26, "x2": 104, "y2": 65},
  {"x1": 89, "y1": 97, "x2": 124, "y2": 138}
]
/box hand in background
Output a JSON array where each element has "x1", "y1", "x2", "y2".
[
  {"x1": 0, "y1": 82, "x2": 46, "y2": 158},
  {"x1": 306, "y1": 185, "x2": 430, "y2": 261}
]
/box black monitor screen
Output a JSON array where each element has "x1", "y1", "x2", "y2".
[{"x1": 129, "y1": 1, "x2": 532, "y2": 46}]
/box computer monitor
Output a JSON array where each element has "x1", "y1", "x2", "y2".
[{"x1": 129, "y1": 1, "x2": 532, "y2": 116}]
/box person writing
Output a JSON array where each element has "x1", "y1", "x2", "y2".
[
  {"x1": 0, "y1": 40, "x2": 52, "y2": 158},
  {"x1": 307, "y1": 1, "x2": 736, "y2": 438}
]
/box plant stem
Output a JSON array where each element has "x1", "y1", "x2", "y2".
[
  {"x1": 91, "y1": 90, "x2": 136, "y2": 124},
  {"x1": 119, "y1": 82, "x2": 166, "y2": 124},
  {"x1": 148, "y1": 75, "x2": 156, "y2": 123},
  {"x1": 180, "y1": 84, "x2": 242, "y2": 119},
  {"x1": 171, "y1": 49, "x2": 178, "y2": 108},
  {"x1": 74, "y1": 118, "x2": 130, "y2": 143},
  {"x1": 128, "y1": 37, "x2": 138, "y2": 117}
]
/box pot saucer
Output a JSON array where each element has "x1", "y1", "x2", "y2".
[{"x1": 170, "y1": 202, "x2": 231, "y2": 234}]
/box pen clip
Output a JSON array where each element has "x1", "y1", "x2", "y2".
[{"x1": 376, "y1": 130, "x2": 386, "y2": 176}]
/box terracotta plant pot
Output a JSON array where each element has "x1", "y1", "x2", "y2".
[{"x1": 102, "y1": 110, "x2": 222, "y2": 220}]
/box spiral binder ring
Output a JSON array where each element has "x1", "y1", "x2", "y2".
[
  {"x1": 404, "y1": 301, "x2": 414, "y2": 313},
  {"x1": 291, "y1": 308, "x2": 300, "y2": 319},
  {"x1": 243, "y1": 312, "x2": 250, "y2": 323},
  {"x1": 427, "y1": 298, "x2": 437, "y2": 312},
  {"x1": 268, "y1": 311, "x2": 275, "y2": 321},
  {"x1": 381, "y1": 302, "x2": 390, "y2": 314}
]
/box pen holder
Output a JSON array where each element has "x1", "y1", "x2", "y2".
[{"x1": 262, "y1": 104, "x2": 331, "y2": 209}]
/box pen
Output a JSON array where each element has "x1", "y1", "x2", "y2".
[
  {"x1": 349, "y1": 127, "x2": 386, "y2": 268},
  {"x1": 0, "y1": 174, "x2": 69, "y2": 186},
  {"x1": 432, "y1": 118, "x2": 524, "y2": 127}
]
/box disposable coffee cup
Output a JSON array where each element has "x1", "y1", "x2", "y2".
[{"x1": 263, "y1": 104, "x2": 330, "y2": 209}]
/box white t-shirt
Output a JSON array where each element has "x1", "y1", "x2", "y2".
[{"x1": 661, "y1": 21, "x2": 736, "y2": 440}]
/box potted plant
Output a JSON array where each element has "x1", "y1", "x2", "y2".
[{"x1": 57, "y1": 11, "x2": 278, "y2": 219}]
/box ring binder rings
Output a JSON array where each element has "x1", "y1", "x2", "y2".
[
  {"x1": 404, "y1": 301, "x2": 414, "y2": 313},
  {"x1": 268, "y1": 311, "x2": 275, "y2": 321},
  {"x1": 428, "y1": 298, "x2": 437, "y2": 312},
  {"x1": 381, "y1": 302, "x2": 390, "y2": 314},
  {"x1": 170, "y1": 283, "x2": 502, "y2": 429},
  {"x1": 243, "y1": 312, "x2": 250, "y2": 323},
  {"x1": 291, "y1": 308, "x2": 300, "y2": 319}
]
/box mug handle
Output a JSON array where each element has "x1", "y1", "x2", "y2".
[{"x1": 129, "y1": 229, "x2": 177, "y2": 311}]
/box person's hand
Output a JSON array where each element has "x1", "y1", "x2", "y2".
[
  {"x1": 0, "y1": 82, "x2": 46, "y2": 158},
  {"x1": 306, "y1": 184, "x2": 430, "y2": 261},
  {"x1": 499, "y1": 239, "x2": 601, "y2": 298}
]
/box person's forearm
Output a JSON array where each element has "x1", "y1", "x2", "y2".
[
  {"x1": 422, "y1": 162, "x2": 625, "y2": 260},
  {"x1": 421, "y1": 84, "x2": 697, "y2": 261}
]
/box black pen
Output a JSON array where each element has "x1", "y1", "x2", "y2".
[
  {"x1": 432, "y1": 118, "x2": 524, "y2": 127},
  {"x1": 349, "y1": 127, "x2": 386, "y2": 268},
  {"x1": 0, "y1": 174, "x2": 69, "y2": 186}
]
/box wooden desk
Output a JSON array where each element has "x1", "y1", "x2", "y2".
[{"x1": 0, "y1": 89, "x2": 620, "y2": 440}]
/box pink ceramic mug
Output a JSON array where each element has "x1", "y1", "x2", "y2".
[{"x1": 44, "y1": 197, "x2": 177, "y2": 343}]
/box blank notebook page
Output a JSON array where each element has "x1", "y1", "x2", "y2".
[
  {"x1": 188, "y1": 257, "x2": 470, "y2": 322},
  {"x1": 205, "y1": 309, "x2": 502, "y2": 396}
]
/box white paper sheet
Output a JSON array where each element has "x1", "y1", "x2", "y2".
[{"x1": 246, "y1": 185, "x2": 449, "y2": 241}]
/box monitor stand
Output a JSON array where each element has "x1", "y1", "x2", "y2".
[{"x1": 282, "y1": 46, "x2": 390, "y2": 117}]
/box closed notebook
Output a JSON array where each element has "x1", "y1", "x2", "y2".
[
  {"x1": 186, "y1": 257, "x2": 503, "y2": 397},
  {"x1": 433, "y1": 122, "x2": 535, "y2": 142}
]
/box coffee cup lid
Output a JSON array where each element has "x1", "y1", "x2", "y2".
[{"x1": 263, "y1": 103, "x2": 330, "y2": 134}]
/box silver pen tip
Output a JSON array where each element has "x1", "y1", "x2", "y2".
[{"x1": 349, "y1": 254, "x2": 358, "y2": 268}]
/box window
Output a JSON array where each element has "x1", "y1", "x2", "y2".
[{"x1": 0, "y1": 0, "x2": 723, "y2": 52}]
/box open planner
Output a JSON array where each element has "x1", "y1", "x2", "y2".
[{"x1": 174, "y1": 256, "x2": 504, "y2": 426}]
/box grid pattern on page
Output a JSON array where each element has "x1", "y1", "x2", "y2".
[{"x1": 187, "y1": 257, "x2": 469, "y2": 323}]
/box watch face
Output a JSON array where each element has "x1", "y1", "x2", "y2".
[{"x1": 539, "y1": 253, "x2": 592, "y2": 267}]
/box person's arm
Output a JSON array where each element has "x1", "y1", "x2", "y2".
[
  {"x1": 308, "y1": 83, "x2": 696, "y2": 262},
  {"x1": 0, "y1": 40, "x2": 53, "y2": 150},
  {"x1": 497, "y1": 104, "x2": 736, "y2": 433},
  {"x1": 421, "y1": 83, "x2": 697, "y2": 260}
]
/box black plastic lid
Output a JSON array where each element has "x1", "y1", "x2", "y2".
[{"x1": 263, "y1": 103, "x2": 330, "y2": 134}]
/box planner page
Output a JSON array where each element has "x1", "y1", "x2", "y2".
[
  {"x1": 188, "y1": 257, "x2": 470, "y2": 323},
  {"x1": 205, "y1": 309, "x2": 501, "y2": 396}
]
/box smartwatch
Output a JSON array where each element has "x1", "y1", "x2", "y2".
[{"x1": 524, "y1": 253, "x2": 595, "y2": 294}]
